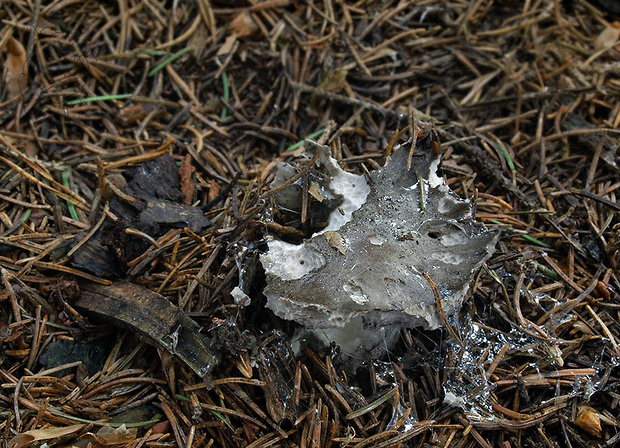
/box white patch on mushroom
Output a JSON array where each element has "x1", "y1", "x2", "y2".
[
  {"x1": 260, "y1": 238, "x2": 326, "y2": 281},
  {"x1": 427, "y1": 157, "x2": 444, "y2": 189},
  {"x1": 321, "y1": 172, "x2": 370, "y2": 233}
]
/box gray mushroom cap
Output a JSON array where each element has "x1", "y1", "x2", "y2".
[{"x1": 261, "y1": 136, "x2": 498, "y2": 331}]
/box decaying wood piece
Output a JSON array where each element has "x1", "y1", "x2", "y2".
[{"x1": 75, "y1": 281, "x2": 218, "y2": 378}]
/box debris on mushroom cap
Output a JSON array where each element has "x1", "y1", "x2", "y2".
[{"x1": 260, "y1": 130, "x2": 498, "y2": 336}]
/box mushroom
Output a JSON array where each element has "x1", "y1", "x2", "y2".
[{"x1": 260, "y1": 130, "x2": 498, "y2": 358}]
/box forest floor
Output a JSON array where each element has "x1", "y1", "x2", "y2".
[{"x1": 1, "y1": 1, "x2": 620, "y2": 447}]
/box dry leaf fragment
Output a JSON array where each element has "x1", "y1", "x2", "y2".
[
  {"x1": 115, "y1": 104, "x2": 169, "y2": 127},
  {"x1": 319, "y1": 69, "x2": 350, "y2": 93},
  {"x1": 217, "y1": 35, "x2": 238, "y2": 56},
  {"x1": 308, "y1": 183, "x2": 324, "y2": 202},
  {"x1": 3, "y1": 37, "x2": 28, "y2": 98},
  {"x1": 229, "y1": 11, "x2": 259, "y2": 39},
  {"x1": 595, "y1": 22, "x2": 620, "y2": 51},
  {"x1": 151, "y1": 421, "x2": 171, "y2": 434},
  {"x1": 575, "y1": 405, "x2": 602, "y2": 437},
  {"x1": 189, "y1": 23, "x2": 210, "y2": 59},
  {"x1": 84, "y1": 424, "x2": 138, "y2": 446},
  {"x1": 115, "y1": 104, "x2": 147, "y2": 127},
  {"x1": 323, "y1": 231, "x2": 346, "y2": 255},
  {"x1": 8, "y1": 424, "x2": 84, "y2": 448},
  {"x1": 179, "y1": 154, "x2": 196, "y2": 205},
  {"x1": 208, "y1": 181, "x2": 220, "y2": 202},
  {"x1": 24, "y1": 141, "x2": 39, "y2": 157}
]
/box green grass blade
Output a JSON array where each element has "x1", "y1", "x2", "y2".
[
  {"x1": 521, "y1": 234, "x2": 552, "y2": 248},
  {"x1": 148, "y1": 46, "x2": 191, "y2": 77},
  {"x1": 285, "y1": 128, "x2": 326, "y2": 152},
  {"x1": 61, "y1": 171, "x2": 80, "y2": 222},
  {"x1": 495, "y1": 141, "x2": 515, "y2": 170},
  {"x1": 537, "y1": 263, "x2": 559, "y2": 280},
  {"x1": 488, "y1": 219, "x2": 550, "y2": 247},
  {"x1": 205, "y1": 409, "x2": 234, "y2": 430},
  {"x1": 488, "y1": 218, "x2": 511, "y2": 229},
  {"x1": 221, "y1": 72, "x2": 230, "y2": 120},
  {"x1": 0, "y1": 209, "x2": 32, "y2": 237},
  {"x1": 47, "y1": 409, "x2": 162, "y2": 428},
  {"x1": 66, "y1": 94, "x2": 133, "y2": 106},
  {"x1": 134, "y1": 49, "x2": 169, "y2": 56}
]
